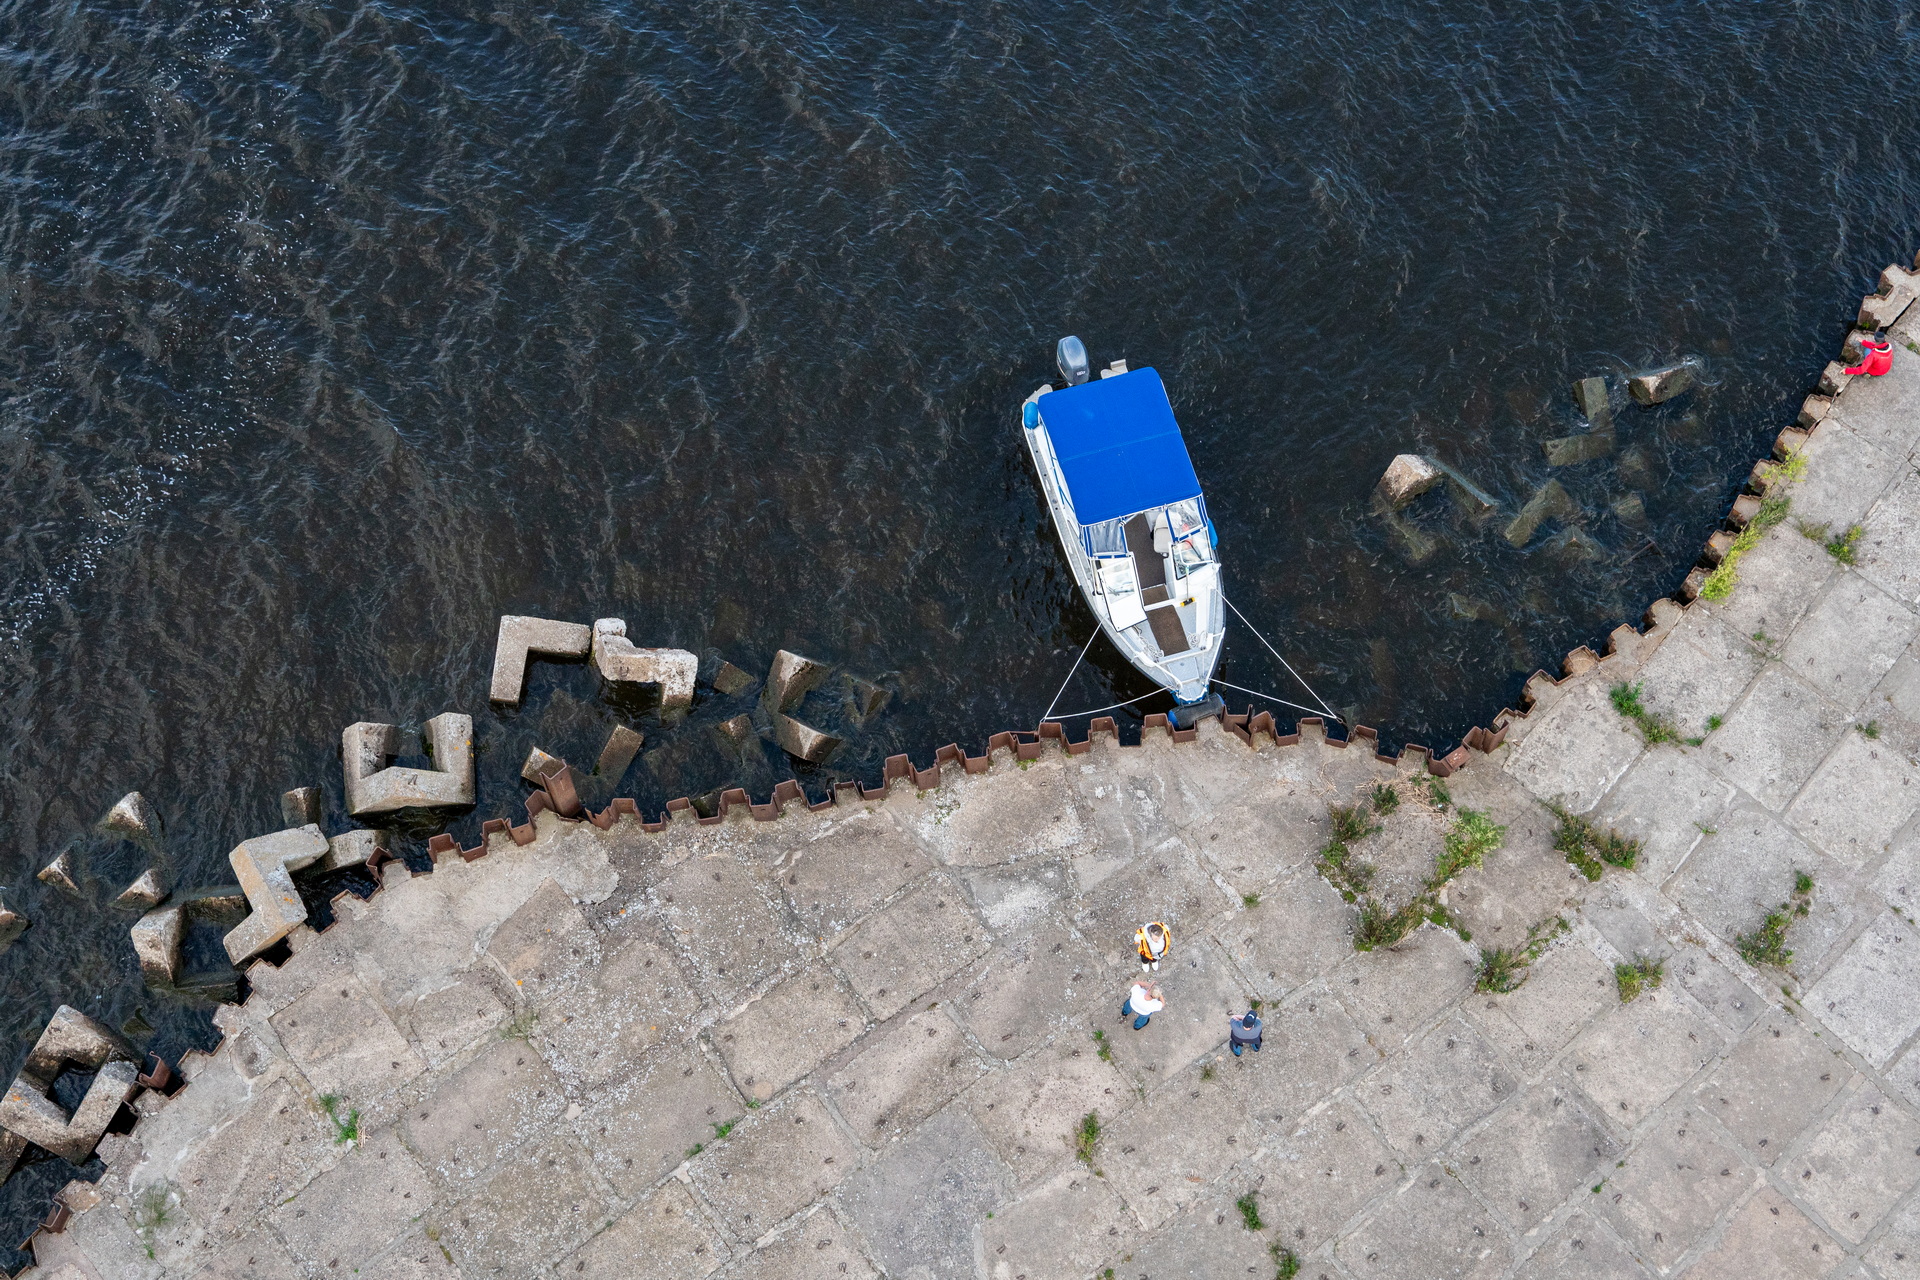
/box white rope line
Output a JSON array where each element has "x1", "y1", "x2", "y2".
[
  {"x1": 1041, "y1": 691, "x2": 1163, "y2": 721},
  {"x1": 1209, "y1": 677, "x2": 1342, "y2": 723},
  {"x1": 1221, "y1": 595, "x2": 1342, "y2": 721},
  {"x1": 1040, "y1": 629, "x2": 1101, "y2": 723}
]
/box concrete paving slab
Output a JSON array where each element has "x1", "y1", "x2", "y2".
[
  {"x1": 1787, "y1": 730, "x2": 1920, "y2": 870},
  {"x1": 826, "y1": 1006, "x2": 985, "y2": 1141},
  {"x1": 713, "y1": 964, "x2": 867, "y2": 1102},
  {"x1": 1255, "y1": 1097, "x2": 1401, "y2": 1256},
  {"x1": 1857, "y1": 469, "x2": 1920, "y2": 608},
  {"x1": 1502, "y1": 679, "x2": 1645, "y2": 813},
  {"x1": 778, "y1": 809, "x2": 933, "y2": 943},
  {"x1": 944, "y1": 922, "x2": 1105, "y2": 1059},
  {"x1": 1870, "y1": 633, "x2": 1920, "y2": 729},
  {"x1": 980, "y1": 1166, "x2": 1137, "y2": 1278},
  {"x1": 1790, "y1": 1082, "x2": 1920, "y2": 1243},
  {"x1": 913, "y1": 759, "x2": 1087, "y2": 867},
  {"x1": 1119, "y1": 1175, "x2": 1284, "y2": 1279},
  {"x1": 175, "y1": 1079, "x2": 337, "y2": 1239},
  {"x1": 1187, "y1": 786, "x2": 1333, "y2": 899},
  {"x1": 1890, "y1": 1038, "x2": 1920, "y2": 1117},
  {"x1": 830, "y1": 873, "x2": 992, "y2": 1021},
  {"x1": 952, "y1": 858, "x2": 1073, "y2": 934},
  {"x1": 1873, "y1": 831, "x2": 1920, "y2": 917},
  {"x1": 653, "y1": 853, "x2": 804, "y2": 1008},
  {"x1": 268, "y1": 971, "x2": 425, "y2": 1125},
  {"x1": 1447, "y1": 816, "x2": 1590, "y2": 950},
  {"x1": 1592, "y1": 1105, "x2": 1754, "y2": 1272},
  {"x1": 1461, "y1": 937, "x2": 1616, "y2": 1078},
  {"x1": 483, "y1": 876, "x2": 600, "y2": 998},
  {"x1": 1805, "y1": 910, "x2": 1920, "y2": 1067},
  {"x1": 400, "y1": 1037, "x2": 569, "y2": 1187},
  {"x1": 1862, "y1": 1193, "x2": 1920, "y2": 1280},
  {"x1": 1790, "y1": 417, "x2": 1906, "y2": 529},
  {"x1": 687, "y1": 1089, "x2": 860, "y2": 1239},
  {"x1": 1510, "y1": 1210, "x2": 1652, "y2": 1280},
  {"x1": 1101, "y1": 1063, "x2": 1263, "y2": 1230},
  {"x1": 1099, "y1": 934, "x2": 1249, "y2": 1083},
  {"x1": 1680, "y1": 1184, "x2": 1842, "y2": 1280},
  {"x1": 1218, "y1": 981, "x2": 1376, "y2": 1129},
  {"x1": 835, "y1": 1107, "x2": 1010, "y2": 1280},
  {"x1": 961, "y1": 1038, "x2": 1133, "y2": 1187},
  {"x1": 433, "y1": 1133, "x2": 613, "y2": 1278},
  {"x1": 1358, "y1": 1015, "x2": 1519, "y2": 1159},
  {"x1": 723, "y1": 1206, "x2": 879, "y2": 1280},
  {"x1": 561, "y1": 1179, "x2": 731, "y2": 1279},
  {"x1": 1564, "y1": 989, "x2": 1726, "y2": 1133},
  {"x1": 190, "y1": 1229, "x2": 306, "y2": 1280},
  {"x1": 1218, "y1": 866, "x2": 1356, "y2": 1001},
  {"x1": 573, "y1": 1039, "x2": 743, "y2": 1200},
  {"x1": 1700, "y1": 525, "x2": 1838, "y2": 647},
  {"x1": 1691, "y1": 1011, "x2": 1854, "y2": 1165},
  {"x1": 1455, "y1": 1081, "x2": 1617, "y2": 1236},
  {"x1": 536, "y1": 928, "x2": 708, "y2": 1089},
  {"x1": 1674, "y1": 803, "x2": 1855, "y2": 975},
  {"x1": 1705, "y1": 666, "x2": 1849, "y2": 812},
  {"x1": 1337, "y1": 930, "x2": 1477, "y2": 1053},
  {"x1": 1593, "y1": 749, "x2": 1734, "y2": 885},
  {"x1": 269, "y1": 1125, "x2": 431, "y2": 1273},
  {"x1": 1633, "y1": 615, "x2": 1766, "y2": 739},
  {"x1": 1780, "y1": 572, "x2": 1920, "y2": 715},
  {"x1": 400, "y1": 971, "x2": 509, "y2": 1067},
  {"x1": 1072, "y1": 751, "x2": 1189, "y2": 867},
  {"x1": 1337, "y1": 1162, "x2": 1505, "y2": 1280},
  {"x1": 1668, "y1": 945, "x2": 1767, "y2": 1034},
  {"x1": 1069, "y1": 844, "x2": 1235, "y2": 974}
]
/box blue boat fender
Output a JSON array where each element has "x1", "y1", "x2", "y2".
[
  {"x1": 1022, "y1": 402, "x2": 1040, "y2": 430},
  {"x1": 1206, "y1": 517, "x2": 1218, "y2": 548}
]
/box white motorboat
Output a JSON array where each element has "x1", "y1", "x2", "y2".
[{"x1": 1023, "y1": 336, "x2": 1226, "y2": 725}]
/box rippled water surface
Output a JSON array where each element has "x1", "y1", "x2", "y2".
[{"x1": 3, "y1": 0, "x2": 1918, "y2": 1247}]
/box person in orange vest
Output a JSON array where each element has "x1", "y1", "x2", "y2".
[
  {"x1": 1135, "y1": 921, "x2": 1170, "y2": 972},
  {"x1": 1844, "y1": 332, "x2": 1894, "y2": 377}
]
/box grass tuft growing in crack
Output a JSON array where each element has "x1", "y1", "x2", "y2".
[
  {"x1": 1608, "y1": 681, "x2": 1682, "y2": 746},
  {"x1": 1735, "y1": 872, "x2": 1816, "y2": 968},
  {"x1": 1271, "y1": 1244, "x2": 1302, "y2": 1279},
  {"x1": 1549, "y1": 804, "x2": 1642, "y2": 880},
  {"x1": 1432, "y1": 808, "x2": 1506, "y2": 884},
  {"x1": 319, "y1": 1094, "x2": 361, "y2": 1145},
  {"x1": 1235, "y1": 1192, "x2": 1264, "y2": 1231},
  {"x1": 1074, "y1": 1111, "x2": 1102, "y2": 1166},
  {"x1": 1353, "y1": 896, "x2": 1427, "y2": 952},
  {"x1": 1699, "y1": 494, "x2": 1791, "y2": 601},
  {"x1": 1614, "y1": 955, "x2": 1666, "y2": 1002},
  {"x1": 1316, "y1": 802, "x2": 1380, "y2": 901},
  {"x1": 1370, "y1": 783, "x2": 1400, "y2": 815},
  {"x1": 1475, "y1": 917, "x2": 1569, "y2": 993},
  {"x1": 1825, "y1": 523, "x2": 1864, "y2": 565}
]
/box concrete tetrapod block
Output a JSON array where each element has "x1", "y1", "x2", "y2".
[
  {"x1": 0, "y1": 1059, "x2": 140, "y2": 1164},
  {"x1": 591, "y1": 619, "x2": 697, "y2": 707},
  {"x1": 130, "y1": 885, "x2": 248, "y2": 986},
  {"x1": 770, "y1": 712, "x2": 841, "y2": 764},
  {"x1": 595, "y1": 725, "x2": 644, "y2": 780},
  {"x1": 37, "y1": 849, "x2": 79, "y2": 895},
  {"x1": 113, "y1": 866, "x2": 170, "y2": 911},
  {"x1": 765, "y1": 649, "x2": 828, "y2": 712},
  {"x1": 489, "y1": 614, "x2": 592, "y2": 705},
  {"x1": 309, "y1": 828, "x2": 387, "y2": 875},
  {"x1": 1573, "y1": 375, "x2": 1613, "y2": 429},
  {"x1": 100, "y1": 789, "x2": 160, "y2": 841},
  {"x1": 0, "y1": 893, "x2": 27, "y2": 958},
  {"x1": 280, "y1": 786, "x2": 321, "y2": 828},
  {"x1": 343, "y1": 713, "x2": 475, "y2": 815},
  {"x1": 19, "y1": 1005, "x2": 136, "y2": 1087},
  {"x1": 223, "y1": 825, "x2": 330, "y2": 964},
  {"x1": 1628, "y1": 362, "x2": 1693, "y2": 405},
  {"x1": 1375, "y1": 453, "x2": 1442, "y2": 509},
  {"x1": 1503, "y1": 479, "x2": 1577, "y2": 548}
]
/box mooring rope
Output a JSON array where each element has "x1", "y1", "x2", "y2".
[
  {"x1": 1042, "y1": 691, "x2": 1163, "y2": 721},
  {"x1": 1040, "y1": 629, "x2": 1101, "y2": 722},
  {"x1": 1209, "y1": 676, "x2": 1341, "y2": 723},
  {"x1": 1220, "y1": 595, "x2": 1343, "y2": 721}
]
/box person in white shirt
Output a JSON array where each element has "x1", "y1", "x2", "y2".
[{"x1": 1121, "y1": 981, "x2": 1165, "y2": 1030}]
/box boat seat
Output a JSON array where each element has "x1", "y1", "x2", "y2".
[
  {"x1": 1124, "y1": 515, "x2": 1168, "y2": 589},
  {"x1": 1147, "y1": 603, "x2": 1191, "y2": 656}
]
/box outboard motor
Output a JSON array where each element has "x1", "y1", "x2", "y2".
[
  {"x1": 1056, "y1": 335, "x2": 1090, "y2": 386},
  {"x1": 1169, "y1": 693, "x2": 1225, "y2": 729}
]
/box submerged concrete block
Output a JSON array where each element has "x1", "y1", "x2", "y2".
[
  {"x1": 0, "y1": 895, "x2": 27, "y2": 958},
  {"x1": 596, "y1": 725, "x2": 645, "y2": 779},
  {"x1": 1629, "y1": 362, "x2": 1693, "y2": 405},
  {"x1": 766, "y1": 649, "x2": 829, "y2": 713},
  {"x1": 223, "y1": 825, "x2": 330, "y2": 964},
  {"x1": 0, "y1": 1128, "x2": 25, "y2": 1187},
  {"x1": 113, "y1": 867, "x2": 170, "y2": 912},
  {"x1": 713, "y1": 715, "x2": 758, "y2": 756},
  {"x1": 1573, "y1": 375, "x2": 1613, "y2": 429},
  {"x1": 37, "y1": 850, "x2": 79, "y2": 895},
  {"x1": 0, "y1": 1060, "x2": 140, "y2": 1164},
  {"x1": 521, "y1": 746, "x2": 565, "y2": 785},
  {"x1": 1504, "y1": 479, "x2": 1577, "y2": 548},
  {"x1": 712, "y1": 661, "x2": 757, "y2": 696},
  {"x1": 343, "y1": 713, "x2": 475, "y2": 815},
  {"x1": 489, "y1": 615, "x2": 592, "y2": 705},
  {"x1": 1542, "y1": 429, "x2": 1614, "y2": 467},
  {"x1": 281, "y1": 786, "x2": 322, "y2": 829},
  {"x1": 1859, "y1": 263, "x2": 1919, "y2": 329},
  {"x1": 100, "y1": 790, "x2": 160, "y2": 842},
  {"x1": 1375, "y1": 454, "x2": 1442, "y2": 509},
  {"x1": 592, "y1": 620, "x2": 698, "y2": 707},
  {"x1": 847, "y1": 675, "x2": 891, "y2": 725},
  {"x1": 1426, "y1": 457, "x2": 1499, "y2": 519},
  {"x1": 772, "y1": 713, "x2": 841, "y2": 764}
]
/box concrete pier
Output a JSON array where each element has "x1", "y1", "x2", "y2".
[{"x1": 10, "y1": 272, "x2": 1920, "y2": 1279}]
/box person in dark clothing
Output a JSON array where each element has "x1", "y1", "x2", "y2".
[{"x1": 1228, "y1": 1008, "x2": 1263, "y2": 1056}]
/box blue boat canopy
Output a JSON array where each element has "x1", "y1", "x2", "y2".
[{"x1": 1038, "y1": 368, "x2": 1203, "y2": 526}]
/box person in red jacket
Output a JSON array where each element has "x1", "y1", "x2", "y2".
[{"x1": 1845, "y1": 332, "x2": 1894, "y2": 377}]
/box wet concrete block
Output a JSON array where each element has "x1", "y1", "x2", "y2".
[
  {"x1": 837, "y1": 1107, "x2": 1011, "y2": 1280},
  {"x1": 270, "y1": 1125, "x2": 429, "y2": 1273},
  {"x1": 1337, "y1": 1160, "x2": 1505, "y2": 1280},
  {"x1": 826, "y1": 1006, "x2": 986, "y2": 1141},
  {"x1": 573, "y1": 1040, "x2": 742, "y2": 1199},
  {"x1": 770, "y1": 712, "x2": 841, "y2": 763},
  {"x1": 37, "y1": 849, "x2": 79, "y2": 895},
  {"x1": 726, "y1": 1207, "x2": 878, "y2": 1280},
  {"x1": 1573, "y1": 375, "x2": 1613, "y2": 428},
  {"x1": 1703, "y1": 667, "x2": 1847, "y2": 812},
  {"x1": 1563, "y1": 990, "x2": 1725, "y2": 1133},
  {"x1": 112, "y1": 866, "x2": 169, "y2": 911},
  {"x1": 1459, "y1": 941, "x2": 1612, "y2": 1079},
  {"x1": 1254, "y1": 1096, "x2": 1399, "y2": 1254},
  {"x1": 1805, "y1": 910, "x2": 1920, "y2": 1068},
  {"x1": 1628, "y1": 362, "x2": 1693, "y2": 405},
  {"x1": 404, "y1": 1039, "x2": 570, "y2": 1187},
  {"x1": 832, "y1": 874, "x2": 992, "y2": 1021},
  {"x1": 711, "y1": 660, "x2": 756, "y2": 696},
  {"x1": 1786, "y1": 731, "x2": 1920, "y2": 869},
  {"x1": 1358, "y1": 1015, "x2": 1518, "y2": 1158},
  {"x1": 947, "y1": 925, "x2": 1105, "y2": 1060},
  {"x1": 537, "y1": 931, "x2": 707, "y2": 1089},
  {"x1": 222, "y1": 824, "x2": 330, "y2": 964},
  {"x1": 268, "y1": 972, "x2": 425, "y2": 1121},
  {"x1": 1542, "y1": 429, "x2": 1615, "y2": 467},
  {"x1": 713, "y1": 965, "x2": 867, "y2": 1102},
  {"x1": 488, "y1": 615, "x2": 591, "y2": 705},
  {"x1": 101, "y1": 790, "x2": 160, "y2": 841},
  {"x1": 1693, "y1": 1011, "x2": 1853, "y2": 1166},
  {"x1": 764, "y1": 648, "x2": 829, "y2": 713},
  {"x1": 594, "y1": 724, "x2": 644, "y2": 781},
  {"x1": 1503, "y1": 478, "x2": 1577, "y2": 547},
  {"x1": 846, "y1": 673, "x2": 891, "y2": 724},
  {"x1": 979, "y1": 1165, "x2": 1135, "y2": 1280},
  {"x1": 343, "y1": 713, "x2": 475, "y2": 815},
  {"x1": 652, "y1": 854, "x2": 803, "y2": 1010},
  {"x1": 434, "y1": 1134, "x2": 614, "y2": 1277},
  {"x1": 1455, "y1": 1082, "x2": 1617, "y2": 1235},
  {"x1": 780, "y1": 809, "x2": 933, "y2": 943},
  {"x1": 0, "y1": 894, "x2": 29, "y2": 957},
  {"x1": 1220, "y1": 980, "x2": 1375, "y2": 1124},
  {"x1": 1679, "y1": 1185, "x2": 1835, "y2": 1280},
  {"x1": 1375, "y1": 453, "x2": 1442, "y2": 508},
  {"x1": 561, "y1": 1181, "x2": 731, "y2": 1280},
  {"x1": 280, "y1": 787, "x2": 321, "y2": 829},
  {"x1": 592, "y1": 618, "x2": 697, "y2": 707},
  {"x1": 0, "y1": 1059, "x2": 139, "y2": 1164},
  {"x1": 686, "y1": 1089, "x2": 859, "y2": 1238},
  {"x1": 961, "y1": 1038, "x2": 1131, "y2": 1187}
]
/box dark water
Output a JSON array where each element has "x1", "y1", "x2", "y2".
[{"x1": 2, "y1": 0, "x2": 1917, "y2": 1249}]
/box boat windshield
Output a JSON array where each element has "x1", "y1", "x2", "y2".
[{"x1": 1080, "y1": 496, "x2": 1209, "y2": 557}]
